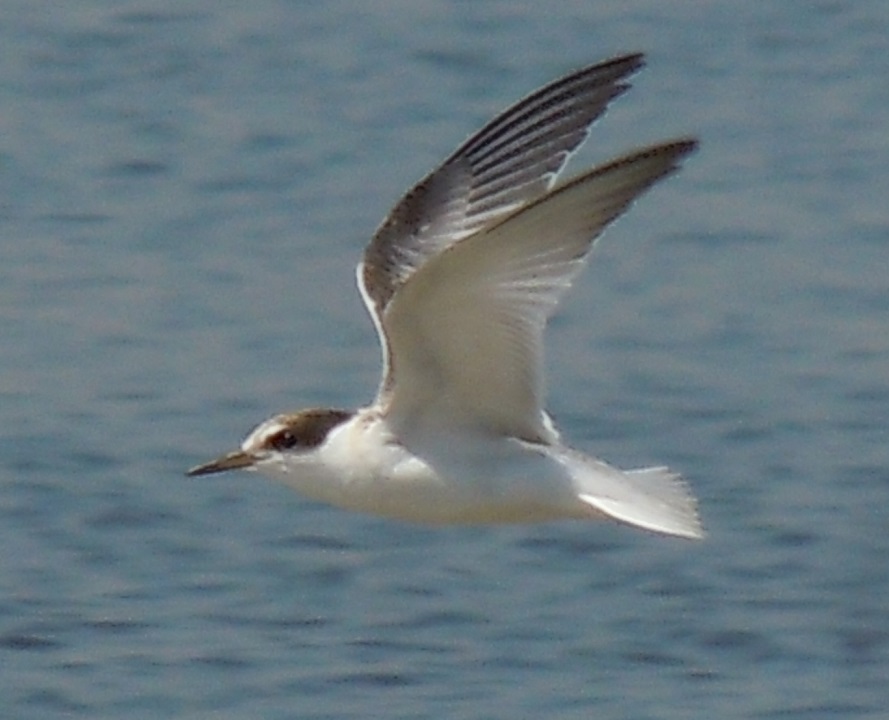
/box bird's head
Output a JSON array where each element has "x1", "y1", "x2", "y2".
[{"x1": 187, "y1": 408, "x2": 354, "y2": 477}]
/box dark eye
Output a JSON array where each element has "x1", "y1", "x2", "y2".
[{"x1": 269, "y1": 429, "x2": 298, "y2": 450}]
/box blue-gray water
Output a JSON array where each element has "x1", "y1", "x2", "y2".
[{"x1": 2, "y1": 2, "x2": 888, "y2": 718}]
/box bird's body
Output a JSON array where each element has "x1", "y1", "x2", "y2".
[
  {"x1": 222, "y1": 407, "x2": 699, "y2": 534},
  {"x1": 262, "y1": 409, "x2": 583, "y2": 525},
  {"x1": 189, "y1": 53, "x2": 704, "y2": 540}
]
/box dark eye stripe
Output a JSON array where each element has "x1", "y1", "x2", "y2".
[
  {"x1": 263, "y1": 409, "x2": 354, "y2": 451},
  {"x1": 269, "y1": 430, "x2": 298, "y2": 450}
]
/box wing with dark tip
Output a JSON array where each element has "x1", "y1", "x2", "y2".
[
  {"x1": 357, "y1": 53, "x2": 646, "y2": 396},
  {"x1": 381, "y1": 140, "x2": 698, "y2": 440}
]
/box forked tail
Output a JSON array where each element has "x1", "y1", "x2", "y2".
[{"x1": 549, "y1": 446, "x2": 704, "y2": 539}]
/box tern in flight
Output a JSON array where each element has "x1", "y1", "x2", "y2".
[{"x1": 188, "y1": 53, "x2": 703, "y2": 539}]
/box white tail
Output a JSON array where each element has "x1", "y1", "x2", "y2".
[{"x1": 547, "y1": 446, "x2": 704, "y2": 539}]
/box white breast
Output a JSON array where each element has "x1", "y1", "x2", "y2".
[{"x1": 306, "y1": 413, "x2": 584, "y2": 524}]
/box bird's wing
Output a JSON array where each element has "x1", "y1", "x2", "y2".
[
  {"x1": 380, "y1": 140, "x2": 698, "y2": 441},
  {"x1": 357, "y1": 54, "x2": 645, "y2": 396}
]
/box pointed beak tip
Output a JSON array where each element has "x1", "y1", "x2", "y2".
[
  {"x1": 185, "y1": 451, "x2": 256, "y2": 477},
  {"x1": 184, "y1": 462, "x2": 217, "y2": 477}
]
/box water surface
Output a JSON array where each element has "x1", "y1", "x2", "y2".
[{"x1": 2, "y1": 2, "x2": 888, "y2": 718}]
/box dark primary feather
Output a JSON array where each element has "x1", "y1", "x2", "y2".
[
  {"x1": 361, "y1": 53, "x2": 646, "y2": 315},
  {"x1": 379, "y1": 139, "x2": 698, "y2": 441}
]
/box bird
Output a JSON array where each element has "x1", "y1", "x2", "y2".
[{"x1": 187, "y1": 53, "x2": 704, "y2": 540}]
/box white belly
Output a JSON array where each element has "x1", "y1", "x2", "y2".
[
  {"x1": 295, "y1": 420, "x2": 588, "y2": 524},
  {"x1": 251, "y1": 412, "x2": 702, "y2": 538}
]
